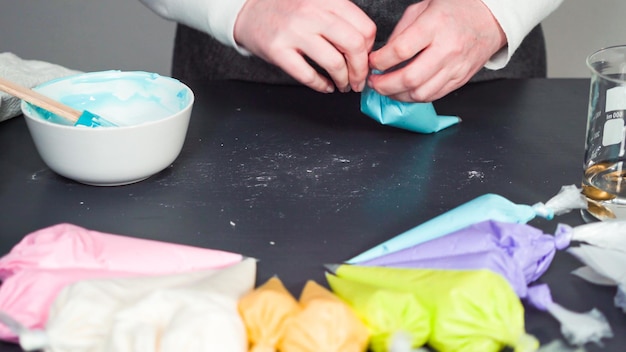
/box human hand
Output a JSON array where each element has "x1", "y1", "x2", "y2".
[
  {"x1": 234, "y1": 0, "x2": 376, "y2": 93},
  {"x1": 367, "y1": 0, "x2": 507, "y2": 102}
]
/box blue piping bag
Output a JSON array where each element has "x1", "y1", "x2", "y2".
[
  {"x1": 347, "y1": 185, "x2": 586, "y2": 264},
  {"x1": 360, "y1": 85, "x2": 460, "y2": 133}
]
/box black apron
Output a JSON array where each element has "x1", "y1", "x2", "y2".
[{"x1": 171, "y1": 1, "x2": 546, "y2": 85}]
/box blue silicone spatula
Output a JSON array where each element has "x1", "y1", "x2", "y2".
[{"x1": 0, "y1": 76, "x2": 117, "y2": 127}]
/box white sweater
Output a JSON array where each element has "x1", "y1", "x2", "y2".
[{"x1": 139, "y1": 0, "x2": 563, "y2": 69}]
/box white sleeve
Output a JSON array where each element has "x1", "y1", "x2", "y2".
[
  {"x1": 480, "y1": 0, "x2": 563, "y2": 69},
  {"x1": 139, "y1": 0, "x2": 249, "y2": 54}
]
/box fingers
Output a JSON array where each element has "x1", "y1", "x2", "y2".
[
  {"x1": 279, "y1": 18, "x2": 374, "y2": 93},
  {"x1": 378, "y1": 65, "x2": 463, "y2": 102},
  {"x1": 275, "y1": 37, "x2": 349, "y2": 93},
  {"x1": 368, "y1": 44, "x2": 448, "y2": 100},
  {"x1": 234, "y1": 0, "x2": 375, "y2": 94},
  {"x1": 369, "y1": 3, "x2": 433, "y2": 74},
  {"x1": 234, "y1": 0, "x2": 499, "y2": 100},
  {"x1": 367, "y1": 0, "x2": 506, "y2": 102},
  {"x1": 327, "y1": 1, "x2": 376, "y2": 91},
  {"x1": 319, "y1": 14, "x2": 375, "y2": 91},
  {"x1": 368, "y1": 45, "x2": 476, "y2": 102}
]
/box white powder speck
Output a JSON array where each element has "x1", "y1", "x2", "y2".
[
  {"x1": 269, "y1": 241, "x2": 275, "y2": 245},
  {"x1": 230, "y1": 221, "x2": 236, "y2": 227},
  {"x1": 467, "y1": 171, "x2": 485, "y2": 180}
]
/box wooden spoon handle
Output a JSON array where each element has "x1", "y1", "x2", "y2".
[{"x1": 0, "y1": 76, "x2": 80, "y2": 123}]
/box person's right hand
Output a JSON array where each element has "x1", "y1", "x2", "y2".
[{"x1": 234, "y1": 0, "x2": 376, "y2": 93}]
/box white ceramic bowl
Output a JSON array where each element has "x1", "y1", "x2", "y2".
[{"x1": 21, "y1": 70, "x2": 194, "y2": 186}]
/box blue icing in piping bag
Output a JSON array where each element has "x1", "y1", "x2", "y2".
[
  {"x1": 347, "y1": 185, "x2": 587, "y2": 264},
  {"x1": 360, "y1": 84, "x2": 460, "y2": 133}
]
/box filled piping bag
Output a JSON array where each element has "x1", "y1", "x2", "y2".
[
  {"x1": 324, "y1": 272, "x2": 430, "y2": 352},
  {"x1": 348, "y1": 185, "x2": 586, "y2": 264},
  {"x1": 0, "y1": 223, "x2": 242, "y2": 278},
  {"x1": 360, "y1": 84, "x2": 460, "y2": 133},
  {"x1": 0, "y1": 268, "x2": 149, "y2": 342},
  {"x1": 327, "y1": 265, "x2": 538, "y2": 352},
  {"x1": 0, "y1": 258, "x2": 256, "y2": 352},
  {"x1": 358, "y1": 220, "x2": 566, "y2": 291},
  {"x1": 238, "y1": 277, "x2": 368, "y2": 352},
  {"x1": 355, "y1": 219, "x2": 612, "y2": 345},
  {"x1": 0, "y1": 223, "x2": 244, "y2": 342},
  {"x1": 279, "y1": 280, "x2": 369, "y2": 352},
  {"x1": 238, "y1": 276, "x2": 300, "y2": 352}
]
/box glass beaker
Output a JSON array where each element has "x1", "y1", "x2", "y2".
[{"x1": 582, "y1": 45, "x2": 626, "y2": 221}]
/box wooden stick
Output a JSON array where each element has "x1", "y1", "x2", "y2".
[{"x1": 0, "y1": 76, "x2": 80, "y2": 123}]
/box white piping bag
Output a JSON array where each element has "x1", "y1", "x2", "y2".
[{"x1": 0, "y1": 258, "x2": 256, "y2": 352}]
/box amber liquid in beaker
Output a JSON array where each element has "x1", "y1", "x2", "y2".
[{"x1": 582, "y1": 161, "x2": 626, "y2": 219}]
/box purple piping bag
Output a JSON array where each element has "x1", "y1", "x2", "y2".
[
  {"x1": 371, "y1": 249, "x2": 528, "y2": 297},
  {"x1": 359, "y1": 220, "x2": 571, "y2": 285}
]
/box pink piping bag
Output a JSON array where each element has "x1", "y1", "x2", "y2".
[
  {"x1": 348, "y1": 185, "x2": 586, "y2": 264},
  {"x1": 354, "y1": 220, "x2": 612, "y2": 346},
  {"x1": 0, "y1": 223, "x2": 242, "y2": 278},
  {"x1": 0, "y1": 223, "x2": 244, "y2": 342}
]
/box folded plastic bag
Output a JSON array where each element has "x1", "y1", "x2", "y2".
[
  {"x1": 325, "y1": 272, "x2": 430, "y2": 352},
  {"x1": 552, "y1": 219, "x2": 626, "y2": 310},
  {"x1": 279, "y1": 280, "x2": 369, "y2": 352},
  {"x1": 557, "y1": 220, "x2": 626, "y2": 253},
  {"x1": 328, "y1": 265, "x2": 538, "y2": 352},
  {"x1": 348, "y1": 185, "x2": 586, "y2": 264},
  {"x1": 2, "y1": 258, "x2": 256, "y2": 352},
  {"x1": 360, "y1": 84, "x2": 460, "y2": 133},
  {"x1": 568, "y1": 244, "x2": 626, "y2": 313},
  {"x1": 238, "y1": 276, "x2": 300, "y2": 352},
  {"x1": 0, "y1": 223, "x2": 242, "y2": 278},
  {"x1": 537, "y1": 340, "x2": 588, "y2": 352},
  {"x1": 526, "y1": 284, "x2": 612, "y2": 346}
]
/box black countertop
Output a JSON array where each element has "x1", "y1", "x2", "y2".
[{"x1": 0, "y1": 78, "x2": 623, "y2": 351}]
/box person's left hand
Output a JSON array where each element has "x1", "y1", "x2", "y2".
[{"x1": 367, "y1": 0, "x2": 507, "y2": 102}]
